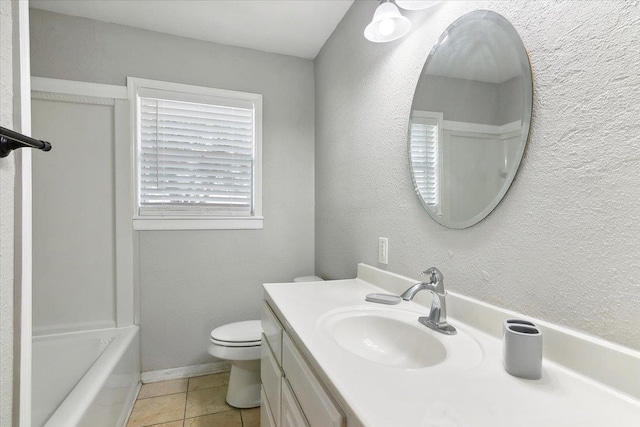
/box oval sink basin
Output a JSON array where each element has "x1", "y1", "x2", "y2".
[
  {"x1": 330, "y1": 313, "x2": 447, "y2": 369},
  {"x1": 318, "y1": 306, "x2": 483, "y2": 370}
]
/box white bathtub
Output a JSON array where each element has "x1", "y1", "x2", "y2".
[{"x1": 32, "y1": 326, "x2": 140, "y2": 427}]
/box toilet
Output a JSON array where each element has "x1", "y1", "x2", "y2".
[
  {"x1": 208, "y1": 320, "x2": 262, "y2": 408},
  {"x1": 293, "y1": 275, "x2": 323, "y2": 282},
  {"x1": 208, "y1": 275, "x2": 323, "y2": 408}
]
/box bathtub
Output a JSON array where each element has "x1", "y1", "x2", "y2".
[{"x1": 32, "y1": 325, "x2": 140, "y2": 427}]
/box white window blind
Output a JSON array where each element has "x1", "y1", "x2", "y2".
[
  {"x1": 129, "y1": 78, "x2": 263, "y2": 229},
  {"x1": 139, "y1": 96, "x2": 254, "y2": 216},
  {"x1": 410, "y1": 117, "x2": 440, "y2": 208}
]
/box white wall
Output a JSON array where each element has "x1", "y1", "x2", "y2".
[
  {"x1": 30, "y1": 9, "x2": 316, "y2": 371},
  {"x1": 446, "y1": 133, "x2": 505, "y2": 222},
  {"x1": 315, "y1": 1, "x2": 640, "y2": 351},
  {"x1": 31, "y1": 99, "x2": 117, "y2": 333},
  {"x1": 0, "y1": 1, "x2": 14, "y2": 424}
]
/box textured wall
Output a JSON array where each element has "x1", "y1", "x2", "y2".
[
  {"x1": 30, "y1": 10, "x2": 316, "y2": 371},
  {"x1": 315, "y1": 1, "x2": 640, "y2": 350},
  {"x1": 0, "y1": 0, "x2": 14, "y2": 424}
]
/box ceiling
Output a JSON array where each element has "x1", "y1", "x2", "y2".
[
  {"x1": 30, "y1": 0, "x2": 354, "y2": 60},
  {"x1": 426, "y1": 18, "x2": 524, "y2": 84}
]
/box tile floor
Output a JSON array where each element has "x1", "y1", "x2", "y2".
[{"x1": 127, "y1": 372, "x2": 260, "y2": 427}]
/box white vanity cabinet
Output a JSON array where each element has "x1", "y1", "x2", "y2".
[
  {"x1": 281, "y1": 379, "x2": 310, "y2": 427},
  {"x1": 260, "y1": 388, "x2": 277, "y2": 427},
  {"x1": 261, "y1": 301, "x2": 346, "y2": 427}
]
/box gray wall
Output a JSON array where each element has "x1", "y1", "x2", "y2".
[
  {"x1": 498, "y1": 76, "x2": 524, "y2": 125},
  {"x1": 315, "y1": 1, "x2": 640, "y2": 351},
  {"x1": 414, "y1": 75, "x2": 522, "y2": 126},
  {"x1": 30, "y1": 9, "x2": 316, "y2": 371},
  {"x1": 0, "y1": 1, "x2": 14, "y2": 423},
  {"x1": 414, "y1": 75, "x2": 499, "y2": 125}
]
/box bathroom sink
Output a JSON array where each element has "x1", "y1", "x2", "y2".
[
  {"x1": 319, "y1": 306, "x2": 470, "y2": 369},
  {"x1": 330, "y1": 312, "x2": 446, "y2": 368}
]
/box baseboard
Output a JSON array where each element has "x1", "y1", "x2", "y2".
[{"x1": 141, "y1": 362, "x2": 231, "y2": 383}]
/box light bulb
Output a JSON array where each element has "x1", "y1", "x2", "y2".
[
  {"x1": 364, "y1": 1, "x2": 411, "y2": 43},
  {"x1": 378, "y1": 18, "x2": 396, "y2": 36}
]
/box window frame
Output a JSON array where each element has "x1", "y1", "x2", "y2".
[{"x1": 128, "y1": 77, "x2": 263, "y2": 230}]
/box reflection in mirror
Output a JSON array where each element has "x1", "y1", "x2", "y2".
[{"x1": 409, "y1": 10, "x2": 532, "y2": 229}]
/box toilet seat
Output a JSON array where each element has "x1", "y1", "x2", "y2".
[
  {"x1": 210, "y1": 338, "x2": 261, "y2": 347},
  {"x1": 210, "y1": 320, "x2": 262, "y2": 347},
  {"x1": 208, "y1": 342, "x2": 261, "y2": 361}
]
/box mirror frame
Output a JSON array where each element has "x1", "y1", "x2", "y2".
[{"x1": 408, "y1": 10, "x2": 533, "y2": 229}]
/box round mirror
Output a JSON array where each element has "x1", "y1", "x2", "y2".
[{"x1": 408, "y1": 10, "x2": 532, "y2": 228}]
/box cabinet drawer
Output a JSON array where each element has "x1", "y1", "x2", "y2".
[
  {"x1": 281, "y1": 379, "x2": 310, "y2": 427},
  {"x1": 282, "y1": 334, "x2": 345, "y2": 427},
  {"x1": 260, "y1": 387, "x2": 277, "y2": 427},
  {"x1": 260, "y1": 334, "x2": 282, "y2": 426},
  {"x1": 262, "y1": 302, "x2": 283, "y2": 365}
]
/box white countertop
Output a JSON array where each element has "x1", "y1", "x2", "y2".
[{"x1": 264, "y1": 277, "x2": 640, "y2": 427}]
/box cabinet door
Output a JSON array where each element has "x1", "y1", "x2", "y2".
[
  {"x1": 282, "y1": 379, "x2": 310, "y2": 427},
  {"x1": 261, "y1": 335, "x2": 282, "y2": 425},
  {"x1": 282, "y1": 334, "x2": 345, "y2": 427},
  {"x1": 262, "y1": 302, "x2": 284, "y2": 364},
  {"x1": 261, "y1": 387, "x2": 277, "y2": 427}
]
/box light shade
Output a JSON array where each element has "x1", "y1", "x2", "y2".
[
  {"x1": 395, "y1": 0, "x2": 441, "y2": 10},
  {"x1": 364, "y1": 1, "x2": 411, "y2": 43}
]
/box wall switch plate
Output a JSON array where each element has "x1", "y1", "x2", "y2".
[{"x1": 378, "y1": 237, "x2": 388, "y2": 264}]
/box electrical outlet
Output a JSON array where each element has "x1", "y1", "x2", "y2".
[{"x1": 378, "y1": 237, "x2": 389, "y2": 264}]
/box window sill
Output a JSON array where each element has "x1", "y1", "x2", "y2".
[{"x1": 133, "y1": 217, "x2": 264, "y2": 231}]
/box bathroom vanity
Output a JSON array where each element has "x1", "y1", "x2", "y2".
[
  {"x1": 261, "y1": 296, "x2": 345, "y2": 427},
  {"x1": 261, "y1": 264, "x2": 640, "y2": 427}
]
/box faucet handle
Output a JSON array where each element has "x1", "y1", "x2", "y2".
[{"x1": 421, "y1": 267, "x2": 444, "y2": 293}]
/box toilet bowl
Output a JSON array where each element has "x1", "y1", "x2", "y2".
[
  {"x1": 208, "y1": 320, "x2": 262, "y2": 408},
  {"x1": 208, "y1": 275, "x2": 323, "y2": 408}
]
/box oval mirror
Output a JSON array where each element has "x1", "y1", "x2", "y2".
[{"x1": 408, "y1": 10, "x2": 532, "y2": 228}]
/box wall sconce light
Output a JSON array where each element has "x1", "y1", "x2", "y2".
[
  {"x1": 365, "y1": 0, "x2": 442, "y2": 43},
  {"x1": 395, "y1": 1, "x2": 441, "y2": 11},
  {"x1": 364, "y1": 0, "x2": 411, "y2": 43}
]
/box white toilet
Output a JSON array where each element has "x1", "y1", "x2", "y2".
[
  {"x1": 208, "y1": 275, "x2": 323, "y2": 408},
  {"x1": 293, "y1": 275, "x2": 323, "y2": 283}
]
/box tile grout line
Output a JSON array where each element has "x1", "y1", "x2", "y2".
[
  {"x1": 136, "y1": 373, "x2": 236, "y2": 427},
  {"x1": 184, "y1": 377, "x2": 190, "y2": 425},
  {"x1": 137, "y1": 390, "x2": 187, "y2": 400}
]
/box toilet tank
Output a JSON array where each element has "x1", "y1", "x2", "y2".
[{"x1": 293, "y1": 276, "x2": 323, "y2": 283}]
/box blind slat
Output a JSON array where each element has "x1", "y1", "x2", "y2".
[
  {"x1": 142, "y1": 98, "x2": 253, "y2": 117},
  {"x1": 141, "y1": 182, "x2": 252, "y2": 192},
  {"x1": 142, "y1": 153, "x2": 253, "y2": 166}
]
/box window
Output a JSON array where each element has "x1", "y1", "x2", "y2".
[
  {"x1": 128, "y1": 78, "x2": 262, "y2": 230},
  {"x1": 409, "y1": 111, "x2": 442, "y2": 215}
]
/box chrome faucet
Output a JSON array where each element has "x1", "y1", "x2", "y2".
[{"x1": 400, "y1": 267, "x2": 456, "y2": 335}]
